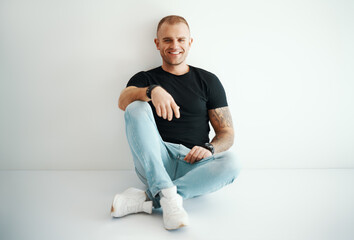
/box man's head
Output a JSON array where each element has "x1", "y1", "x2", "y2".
[
  {"x1": 154, "y1": 15, "x2": 193, "y2": 70},
  {"x1": 156, "y1": 15, "x2": 190, "y2": 37}
]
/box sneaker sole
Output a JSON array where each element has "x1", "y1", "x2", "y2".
[{"x1": 165, "y1": 223, "x2": 187, "y2": 230}]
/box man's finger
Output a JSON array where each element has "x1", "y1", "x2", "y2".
[
  {"x1": 167, "y1": 105, "x2": 173, "y2": 121},
  {"x1": 190, "y1": 147, "x2": 202, "y2": 164},
  {"x1": 171, "y1": 102, "x2": 180, "y2": 119},
  {"x1": 184, "y1": 154, "x2": 190, "y2": 162},
  {"x1": 184, "y1": 148, "x2": 196, "y2": 162},
  {"x1": 161, "y1": 105, "x2": 167, "y2": 119},
  {"x1": 196, "y1": 149, "x2": 206, "y2": 161},
  {"x1": 156, "y1": 106, "x2": 162, "y2": 117},
  {"x1": 184, "y1": 152, "x2": 192, "y2": 162},
  {"x1": 203, "y1": 152, "x2": 210, "y2": 159}
]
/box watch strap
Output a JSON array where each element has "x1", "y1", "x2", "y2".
[
  {"x1": 146, "y1": 85, "x2": 159, "y2": 99},
  {"x1": 203, "y1": 143, "x2": 215, "y2": 155}
]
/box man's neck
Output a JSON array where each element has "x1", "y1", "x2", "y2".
[{"x1": 161, "y1": 64, "x2": 189, "y2": 76}]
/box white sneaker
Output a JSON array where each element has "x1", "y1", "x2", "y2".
[
  {"x1": 111, "y1": 187, "x2": 153, "y2": 218},
  {"x1": 160, "y1": 186, "x2": 189, "y2": 230}
]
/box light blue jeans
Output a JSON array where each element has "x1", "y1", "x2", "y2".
[{"x1": 124, "y1": 101, "x2": 241, "y2": 208}]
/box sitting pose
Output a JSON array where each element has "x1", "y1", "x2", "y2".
[{"x1": 111, "y1": 15, "x2": 241, "y2": 230}]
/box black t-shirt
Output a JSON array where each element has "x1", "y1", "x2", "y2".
[{"x1": 126, "y1": 65, "x2": 228, "y2": 149}]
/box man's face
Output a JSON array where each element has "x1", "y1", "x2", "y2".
[{"x1": 154, "y1": 22, "x2": 193, "y2": 67}]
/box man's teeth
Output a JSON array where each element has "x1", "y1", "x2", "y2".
[{"x1": 170, "y1": 52, "x2": 180, "y2": 54}]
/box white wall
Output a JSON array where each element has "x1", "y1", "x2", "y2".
[{"x1": 0, "y1": 0, "x2": 353, "y2": 170}]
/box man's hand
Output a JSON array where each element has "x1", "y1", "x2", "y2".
[
  {"x1": 184, "y1": 146, "x2": 212, "y2": 164},
  {"x1": 151, "y1": 86, "x2": 180, "y2": 121}
]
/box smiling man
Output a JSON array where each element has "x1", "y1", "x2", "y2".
[{"x1": 111, "y1": 15, "x2": 241, "y2": 230}]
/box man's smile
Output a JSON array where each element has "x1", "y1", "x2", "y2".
[{"x1": 168, "y1": 50, "x2": 183, "y2": 55}]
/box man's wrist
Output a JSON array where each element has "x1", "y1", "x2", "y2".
[
  {"x1": 146, "y1": 85, "x2": 159, "y2": 99},
  {"x1": 202, "y1": 143, "x2": 215, "y2": 155}
]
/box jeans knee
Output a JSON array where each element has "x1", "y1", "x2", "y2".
[
  {"x1": 222, "y1": 151, "x2": 242, "y2": 180},
  {"x1": 125, "y1": 101, "x2": 151, "y2": 120},
  {"x1": 126, "y1": 100, "x2": 150, "y2": 113}
]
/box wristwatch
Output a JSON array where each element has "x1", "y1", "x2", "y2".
[
  {"x1": 146, "y1": 85, "x2": 159, "y2": 99},
  {"x1": 203, "y1": 143, "x2": 215, "y2": 155}
]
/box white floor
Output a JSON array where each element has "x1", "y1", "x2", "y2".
[{"x1": 0, "y1": 169, "x2": 353, "y2": 240}]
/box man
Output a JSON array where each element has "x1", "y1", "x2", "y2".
[{"x1": 111, "y1": 15, "x2": 240, "y2": 230}]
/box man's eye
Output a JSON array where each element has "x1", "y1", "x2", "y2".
[
  {"x1": 164, "y1": 40, "x2": 171, "y2": 42},
  {"x1": 179, "y1": 39, "x2": 185, "y2": 42}
]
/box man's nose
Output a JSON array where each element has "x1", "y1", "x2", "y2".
[{"x1": 170, "y1": 40, "x2": 179, "y2": 49}]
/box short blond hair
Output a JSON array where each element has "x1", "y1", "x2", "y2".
[{"x1": 157, "y1": 15, "x2": 190, "y2": 36}]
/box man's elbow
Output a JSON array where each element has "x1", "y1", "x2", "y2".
[
  {"x1": 118, "y1": 96, "x2": 127, "y2": 111},
  {"x1": 226, "y1": 131, "x2": 234, "y2": 147},
  {"x1": 118, "y1": 100, "x2": 126, "y2": 111},
  {"x1": 118, "y1": 86, "x2": 136, "y2": 111},
  {"x1": 230, "y1": 135, "x2": 235, "y2": 147},
  {"x1": 118, "y1": 104, "x2": 125, "y2": 111}
]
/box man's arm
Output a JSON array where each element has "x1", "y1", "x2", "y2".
[
  {"x1": 208, "y1": 106, "x2": 234, "y2": 153},
  {"x1": 118, "y1": 86, "x2": 180, "y2": 121},
  {"x1": 183, "y1": 106, "x2": 234, "y2": 164},
  {"x1": 118, "y1": 86, "x2": 149, "y2": 111}
]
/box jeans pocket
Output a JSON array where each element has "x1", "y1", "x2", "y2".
[
  {"x1": 178, "y1": 155, "x2": 214, "y2": 165},
  {"x1": 195, "y1": 155, "x2": 214, "y2": 164},
  {"x1": 177, "y1": 144, "x2": 215, "y2": 164}
]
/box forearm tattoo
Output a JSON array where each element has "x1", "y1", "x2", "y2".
[
  {"x1": 209, "y1": 107, "x2": 234, "y2": 153},
  {"x1": 210, "y1": 107, "x2": 233, "y2": 129}
]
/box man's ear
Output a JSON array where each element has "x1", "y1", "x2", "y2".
[
  {"x1": 154, "y1": 38, "x2": 160, "y2": 50},
  {"x1": 189, "y1": 38, "x2": 193, "y2": 47}
]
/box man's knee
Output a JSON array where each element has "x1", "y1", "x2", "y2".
[
  {"x1": 125, "y1": 101, "x2": 151, "y2": 119},
  {"x1": 125, "y1": 100, "x2": 150, "y2": 113},
  {"x1": 221, "y1": 151, "x2": 242, "y2": 181}
]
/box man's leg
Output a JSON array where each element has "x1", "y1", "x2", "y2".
[
  {"x1": 172, "y1": 146, "x2": 242, "y2": 199},
  {"x1": 122, "y1": 101, "x2": 189, "y2": 229},
  {"x1": 124, "y1": 101, "x2": 175, "y2": 205}
]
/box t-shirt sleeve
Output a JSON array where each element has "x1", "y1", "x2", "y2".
[
  {"x1": 126, "y1": 71, "x2": 149, "y2": 88},
  {"x1": 207, "y1": 74, "x2": 228, "y2": 109}
]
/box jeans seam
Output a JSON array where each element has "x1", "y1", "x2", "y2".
[
  {"x1": 173, "y1": 144, "x2": 183, "y2": 179},
  {"x1": 173, "y1": 159, "x2": 179, "y2": 180}
]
